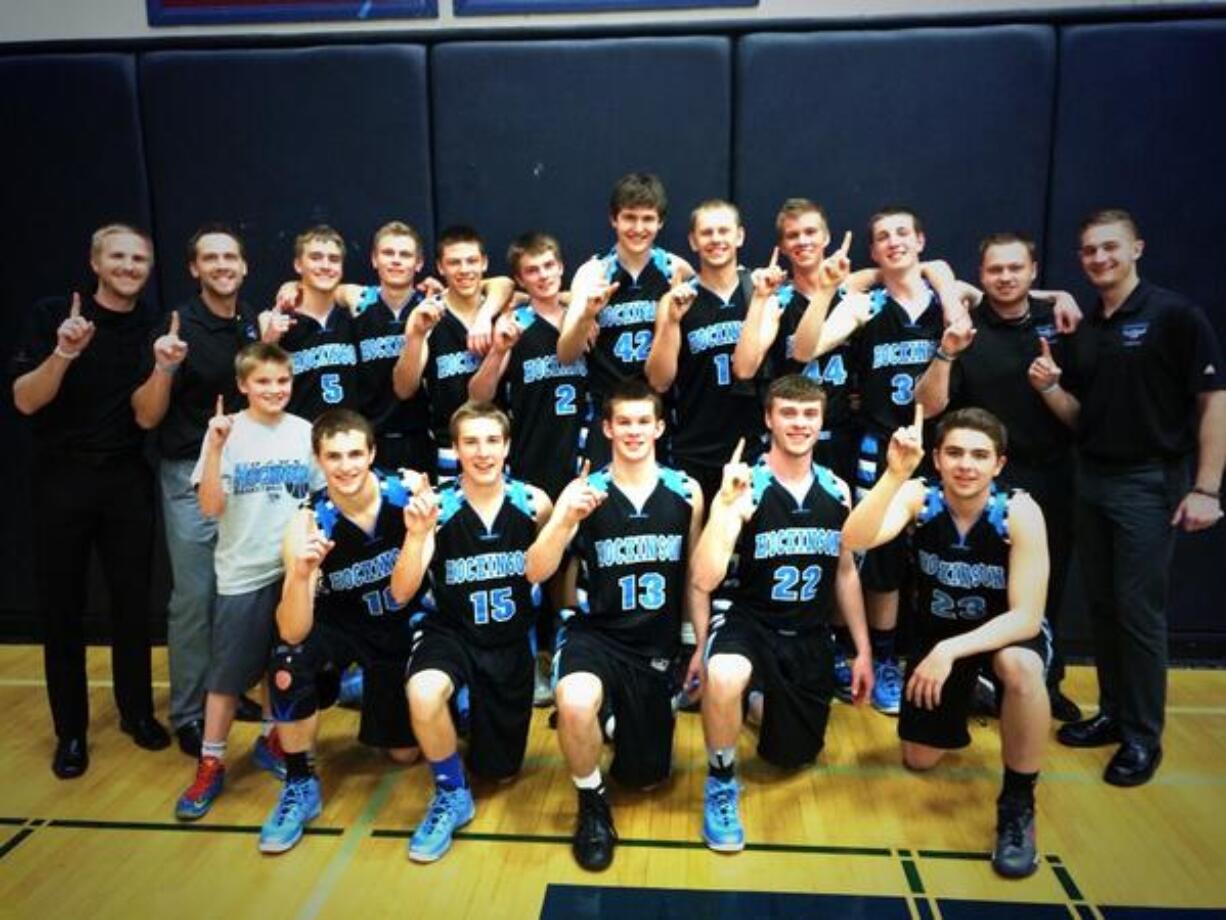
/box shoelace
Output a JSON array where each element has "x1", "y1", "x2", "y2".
[
  {"x1": 578, "y1": 792, "x2": 613, "y2": 838},
  {"x1": 422, "y1": 790, "x2": 459, "y2": 832},
  {"x1": 878, "y1": 662, "x2": 903, "y2": 691},
  {"x1": 276, "y1": 780, "x2": 312, "y2": 820},
  {"x1": 710, "y1": 784, "x2": 737, "y2": 821},
  {"x1": 998, "y1": 808, "x2": 1029, "y2": 848},
  {"x1": 185, "y1": 759, "x2": 223, "y2": 799}
]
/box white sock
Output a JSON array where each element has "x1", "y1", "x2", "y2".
[
  {"x1": 573, "y1": 768, "x2": 603, "y2": 791},
  {"x1": 201, "y1": 740, "x2": 227, "y2": 762}
]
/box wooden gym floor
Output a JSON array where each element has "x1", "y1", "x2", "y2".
[{"x1": 0, "y1": 645, "x2": 1222, "y2": 919}]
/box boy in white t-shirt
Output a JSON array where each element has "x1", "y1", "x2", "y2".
[{"x1": 175, "y1": 343, "x2": 322, "y2": 821}]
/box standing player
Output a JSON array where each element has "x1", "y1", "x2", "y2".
[
  {"x1": 262, "y1": 226, "x2": 361, "y2": 420},
  {"x1": 913, "y1": 232, "x2": 1082, "y2": 721},
  {"x1": 644, "y1": 199, "x2": 766, "y2": 506},
  {"x1": 12, "y1": 223, "x2": 170, "y2": 777},
  {"x1": 798, "y1": 207, "x2": 967, "y2": 715},
  {"x1": 257, "y1": 410, "x2": 424, "y2": 854},
  {"x1": 690, "y1": 375, "x2": 872, "y2": 851},
  {"x1": 557, "y1": 173, "x2": 693, "y2": 467},
  {"x1": 131, "y1": 224, "x2": 262, "y2": 756},
  {"x1": 396, "y1": 402, "x2": 552, "y2": 862},
  {"x1": 469, "y1": 232, "x2": 589, "y2": 500},
  {"x1": 525, "y1": 379, "x2": 705, "y2": 871},
  {"x1": 392, "y1": 226, "x2": 514, "y2": 480},
  {"x1": 843, "y1": 406, "x2": 1051, "y2": 878}
]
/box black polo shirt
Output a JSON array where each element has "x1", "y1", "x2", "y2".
[
  {"x1": 147, "y1": 295, "x2": 260, "y2": 461},
  {"x1": 947, "y1": 297, "x2": 1074, "y2": 466},
  {"x1": 1065, "y1": 280, "x2": 1225, "y2": 463},
  {"x1": 9, "y1": 294, "x2": 155, "y2": 457}
]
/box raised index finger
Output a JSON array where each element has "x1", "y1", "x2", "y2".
[
  {"x1": 69, "y1": 292, "x2": 81, "y2": 318},
  {"x1": 768, "y1": 247, "x2": 780, "y2": 271},
  {"x1": 729, "y1": 437, "x2": 745, "y2": 465},
  {"x1": 168, "y1": 309, "x2": 180, "y2": 337},
  {"x1": 913, "y1": 400, "x2": 924, "y2": 432},
  {"x1": 215, "y1": 394, "x2": 225, "y2": 417},
  {"x1": 1038, "y1": 337, "x2": 1053, "y2": 360},
  {"x1": 578, "y1": 459, "x2": 591, "y2": 480},
  {"x1": 838, "y1": 230, "x2": 852, "y2": 256}
]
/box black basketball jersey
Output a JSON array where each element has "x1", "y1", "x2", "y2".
[
  {"x1": 911, "y1": 482, "x2": 1013, "y2": 643},
  {"x1": 419, "y1": 477, "x2": 541, "y2": 649},
  {"x1": 570, "y1": 465, "x2": 694, "y2": 659},
  {"x1": 850, "y1": 286, "x2": 943, "y2": 437},
  {"x1": 310, "y1": 471, "x2": 424, "y2": 636},
  {"x1": 423, "y1": 308, "x2": 483, "y2": 448},
  {"x1": 726, "y1": 458, "x2": 848, "y2": 631},
  {"x1": 281, "y1": 305, "x2": 361, "y2": 421},
  {"x1": 502, "y1": 305, "x2": 589, "y2": 499},
  {"x1": 669, "y1": 273, "x2": 766, "y2": 468},
  {"x1": 768, "y1": 283, "x2": 854, "y2": 431},
  {"x1": 587, "y1": 246, "x2": 674, "y2": 399},
  {"x1": 352, "y1": 286, "x2": 430, "y2": 436}
]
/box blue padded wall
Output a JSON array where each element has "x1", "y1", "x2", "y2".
[
  {"x1": 735, "y1": 27, "x2": 1056, "y2": 282},
  {"x1": 140, "y1": 44, "x2": 433, "y2": 310},
  {"x1": 1045, "y1": 20, "x2": 1226, "y2": 631},
  {"x1": 431, "y1": 37, "x2": 731, "y2": 277},
  {"x1": 0, "y1": 54, "x2": 154, "y2": 618}
]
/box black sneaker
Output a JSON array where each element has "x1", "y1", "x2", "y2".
[
  {"x1": 573, "y1": 788, "x2": 616, "y2": 871},
  {"x1": 992, "y1": 801, "x2": 1039, "y2": 879},
  {"x1": 1048, "y1": 687, "x2": 1082, "y2": 723}
]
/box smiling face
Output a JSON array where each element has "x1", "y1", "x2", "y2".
[
  {"x1": 980, "y1": 241, "x2": 1036, "y2": 311},
  {"x1": 237, "y1": 358, "x2": 292, "y2": 423},
  {"x1": 765, "y1": 396, "x2": 823, "y2": 459},
  {"x1": 611, "y1": 206, "x2": 662, "y2": 259},
  {"x1": 778, "y1": 210, "x2": 829, "y2": 271},
  {"x1": 317, "y1": 428, "x2": 376, "y2": 499},
  {"x1": 295, "y1": 239, "x2": 344, "y2": 295},
  {"x1": 454, "y1": 415, "x2": 510, "y2": 487},
  {"x1": 603, "y1": 397, "x2": 664, "y2": 465},
  {"x1": 515, "y1": 249, "x2": 564, "y2": 301},
  {"x1": 933, "y1": 427, "x2": 1005, "y2": 502},
  {"x1": 688, "y1": 204, "x2": 744, "y2": 271},
  {"x1": 92, "y1": 231, "x2": 153, "y2": 303},
  {"x1": 437, "y1": 240, "x2": 487, "y2": 300},
  {"x1": 371, "y1": 232, "x2": 421, "y2": 292},
  {"x1": 1079, "y1": 220, "x2": 1143, "y2": 293},
  {"x1": 870, "y1": 212, "x2": 925, "y2": 274},
  {"x1": 190, "y1": 232, "x2": 247, "y2": 299}
]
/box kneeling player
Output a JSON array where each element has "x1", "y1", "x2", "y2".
[
  {"x1": 259, "y1": 410, "x2": 424, "y2": 854},
  {"x1": 525, "y1": 379, "x2": 704, "y2": 871},
  {"x1": 398, "y1": 402, "x2": 552, "y2": 862},
  {"x1": 843, "y1": 406, "x2": 1050, "y2": 879},
  {"x1": 690, "y1": 374, "x2": 873, "y2": 852}
]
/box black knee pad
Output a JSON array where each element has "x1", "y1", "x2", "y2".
[{"x1": 269, "y1": 643, "x2": 322, "y2": 722}]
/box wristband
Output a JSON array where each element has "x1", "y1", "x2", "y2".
[
  {"x1": 54, "y1": 346, "x2": 80, "y2": 361},
  {"x1": 934, "y1": 349, "x2": 955, "y2": 362},
  {"x1": 156, "y1": 362, "x2": 180, "y2": 375},
  {"x1": 1192, "y1": 487, "x2": 1221, "y2": 500},
  {"x1": 1038, "y1": 382, "x2": 1059, "y2": 394}
]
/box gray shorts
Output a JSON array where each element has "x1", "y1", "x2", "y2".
[{"x1": 206, "y1": 580, "x2": 280, "y2": 696}]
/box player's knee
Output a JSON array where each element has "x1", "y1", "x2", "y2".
[
  {"x1": 407, "y1": 670, "x2": 454, "y2": 718},
  {"x1": 386, "y1": 745, "x2": 421, "y2": 765},
  {"x1": 993, "y1": 648, "x2": 1044, "y2": 697},
  {"x1": 902, "y1": 742, "x2": 943, "y2": 771},
  {"x1": 555, "y1": 674, "x2": 601, "y2": 724},
  {"x1": 704, "y1": 654, "x2": 751, "y2": 702}
]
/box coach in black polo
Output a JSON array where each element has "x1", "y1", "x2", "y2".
[
  {"x1": 914, "y1": 231, "x2": 1081, "y2": 723},
  {"x1": 1031, "y1": 209, "x2": 1225, "y2": 787}
]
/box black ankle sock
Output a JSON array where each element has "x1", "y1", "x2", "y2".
[
  {"x1": 832, "y1": 625, "x2": 853, "y2": 653},
  {"x1": 286, "y1": 751, "x2": 313, "y2": 781},
  {"x1": 870, "y1": 628, "x2": 895, "y2": 662},
  {"x1": 999, "y1": 767, "x2": 1038, "y2": 808}
]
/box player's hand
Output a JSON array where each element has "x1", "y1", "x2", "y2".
[
  {"x1": 407, "y1": 297, "x2": 444, "y2": 337},
  {"x1": 490, "y1": 312, "x2": 521, "y2": 355},
  {"x1": 1171, "y1": 490, "x2": 1224, "y2": 532},
  {"x1": 259, "y1": 308, "x2": 294, "y2": 344},
  {"x1": 467, "y1": 310, "x2": 494, "y2": 357},
  {"x1": 841, "y1": 289, "x2": 875, "y2": 328},
  {"x1": 817, "y1": 231, "x2": 853, "y2": 289},
  {"x1": 416, "y1": 276, "x2": 445, "y2": 299},
  {"x1": 664, "y1": 279, "x2": 699, "y2": 324},
  {"x1": 404, "y1": 488, "x2": 440, "y2": 537},
  {"x1": 583, "y1": 280, "x2": 620, "y2": 321},
  {"x1": 683, "y1": 646, "x2": 705, "y2": 704},
  {"x1": 906, "y1": 643, "x2": 953, "y2": 711},
  {"x1": 886, "y1": 402, "x2": 925, "y2": 477},
  {"x1": 750, "y1": 247, "x2": 788, "y2": 298},
  {"x1": 941, "y1": 315, "x2": 976, "y2": 357},
  {"x1": 55, "y1": 292, "x2": 96, "y2": 357},
  {"x1": 849, "y1": 650, "x2": 874, "y2": 706},
  {"x1": 274, "y1": 281, "x2": 302, "y2": 314},
  {"x1": 205, "y1": 394, "x2": 233, "y2": 450},
  {"x1": 716, "y1": 438, "x2": 752, "y2": 509},
  {"x1": 1050, "y1": 291, "x2": 1083, "y2": 333},
  {"x1": 557, "y1": 460, "x2": 605, "y2": 525},
  {"x1": 1027, "y1": 337, "x2": 1062, "y2": 393},
  {"x1": 292, "y1": 510, "x2": 335, "y2": 578},
  {"x1": 153, "y1": 309, "x2": 188, "y2": 371}
]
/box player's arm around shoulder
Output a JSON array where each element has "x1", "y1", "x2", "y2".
[{"x1": 277, "y1": 508, "x2": 331, "y2": 645}]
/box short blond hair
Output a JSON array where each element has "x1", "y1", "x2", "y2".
[{"x1": 91, "y1": 223, "x2": 152, "y2": 260}]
